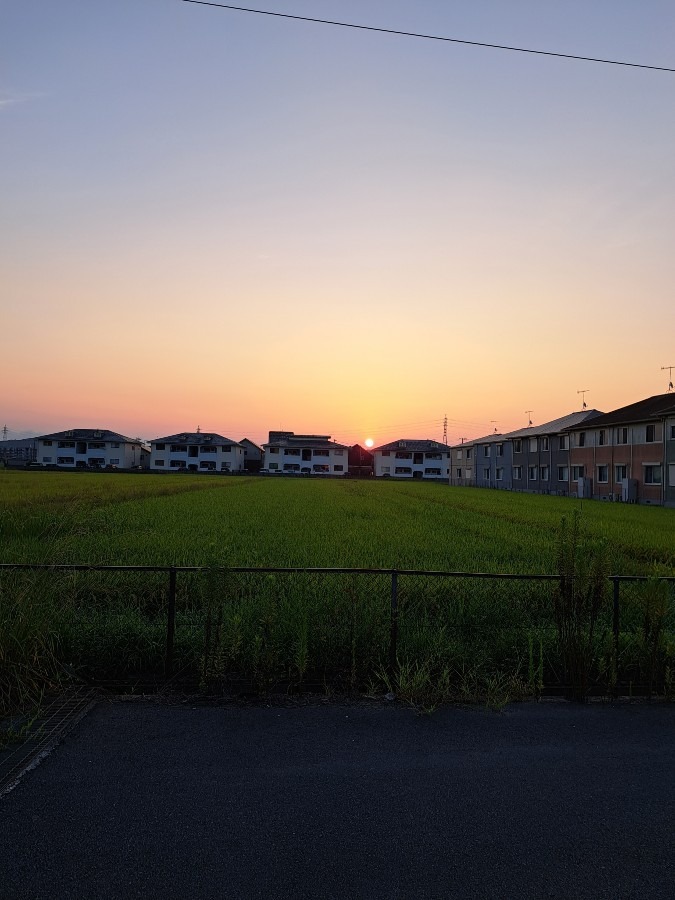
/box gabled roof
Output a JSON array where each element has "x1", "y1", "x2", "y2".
[
  {"x1": 152, "y1": 432, "x2": 242, "y2": 446},
  {"x1": 37, "y1": 429, "x2": 139, "y2": 443},
  {"x1": 263, "y1": 431, "x2": 350, "y2": 451},
  {"x1": 239, "y1": 438, "x2": 263, "y2": 452},
  {"x1": 562, "y1": 395, "x2": 675, "y2": 430},
  {"x1": 450, "y1": 433, "x2": 502, "y2": 450},
  {"x1": 373, "y1": 439, "x2": 449, "y2": 453},
  {"x1": 506, "y1": 409, "x2": 603, "y2": 439}
]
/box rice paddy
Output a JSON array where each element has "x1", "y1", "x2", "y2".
[{"x1": 1, "y1": 470, "x2": 673, "y2": 712}]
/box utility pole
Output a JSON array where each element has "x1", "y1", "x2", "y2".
[
  {"x1": 577, "y1": 389, "x2": 589, "y2": 410},
  {"x1": 661, "y1": 366, "x2": 674, "y2": 392}
]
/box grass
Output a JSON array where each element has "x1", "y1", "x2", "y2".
[{"x1": 1, "y1": 470, "x2": 673, "y2": 712}]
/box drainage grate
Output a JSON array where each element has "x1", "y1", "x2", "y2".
[{"x1": 0, "y1": 688, "x2": 99, "y2": 798}]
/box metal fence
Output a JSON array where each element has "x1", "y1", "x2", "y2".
[{"x1": 1, "y1": 564, "x2": 674, "y2": 696}]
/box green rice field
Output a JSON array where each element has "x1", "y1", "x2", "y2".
[{"x1": 1, "y1": 470, "x2": 674, "y2": 713}]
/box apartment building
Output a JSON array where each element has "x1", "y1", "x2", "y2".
[
  {"x1": 373, "y1": 439, "x2": 450, "y2": 479},
  {"x1": 263, "y1": 432, "x2": 349, "y2": 475},
  {"x1": 150, "y1": 432, "x2": 244, "y2": 472},
  {"x1": 35, "y1": 429, "x2": 148, "y2": 468}
]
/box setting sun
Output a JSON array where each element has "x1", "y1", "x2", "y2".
[{"x1": 365, "y1": 438, "x2": 374, "y2": 448}]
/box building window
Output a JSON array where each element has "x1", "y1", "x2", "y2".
[
  {"x1": 170, "y1": 445, "x2": 187, "y2": 453},
  {"x1": 512, "y1": 466, "x2": 522, "y2": 480},
  {"x1": 57, "y1": 456, "x2": 74, "y2": 464},
  {"x1": 43, "y1": 440, "x2": 52, "y2": 446},
  {"x1": 644, "y1": 465, "x2": 662, "y2": 485},
  {"x1": 558, "y1": 466, "x2": 568, "y2": 482},
  {"x1": 394, "y1": 466, "x2": 412, "y2": 475},
  {"x1": 155, "y1": 459, "x2": 165, "y2": 466},
  {"x1": 221, "y1": 446, "x2": 232, "y2": 453},
  {"x1": 456, "y1": 468, "x2": 462, "y2": 478},
  {"x1": 598, "y1": 430, "x2": 606, "y2": 446},
  {"x1": 395, "y1": 451, "x2": 412, "y2": 459},
  {"x1": 541, "y1": 437, "x2": 549, "y2": 451},
  {"x1": 572, "y1": 465, "x2": 585, "y2": 480},
  {"x1": 670, "y1": 425, "x2": 675, "y2": 440},
  {"x1": 156, "y1": 443, "x2": 165, "y2": 451},
  {"x1": 540, "y1": 465, "x2": 549, "y2": 481},
  {"x1": 284, "y1": 448, "x2": 301, "y2": 456},
  {"x1": 615, "y1": 464, "x2": 627, "y2": 482},
  {"x1": 334, "y1": 464, "x2": 344, "y2": 472},
  {"x1": 334, "y1": 449, "x2": 344, "y2": 456},
  {"x1": 269, "y1": 447, "x2": 279, "y2": 454},
  {"x1": 528, "y1": 466, "x2": 537, "y2": 481},
  {"x1": 483, "y1": 445, "x2": 490, "y2": 457},
  {"x1": 382, "y1": 450, "x2": 390, "y2": 457},
  {"x1": 58, "y1": 441, "x2": 75, "y2": 448},
  {"x1": 200, "y1": 461, "x2": 216, "y2": 471},
  {"x1": 313, "y1": 464, "x2": 330, "y2": 472},
  {"x1": 558, "y1": 435, "x2": 568, "y2": 451},
  {"x1": 616, "y1": 427, "x2": 628, "y2": 445},
  {"x1": 88, "y1": 442, "x2": 105, "y2": 450},
  {"x1": 283, "y1": 463, "x2": 300, "y2": 472},
  {"x1": 670, "y1": 463, "x2": 675, "y2": 485},
  {"x1": 201, "y1": 446, "x2": 217, "y2": 454},
  {"x1": 576, "y1": 432, "x2": 586, "y2": 448},
  {"x1": 169, "y1": 460, "x2": 184, "y2": 468},
  {"x1": 466, "y1": 449, "x2": 472, "y2": 460},
  {"x1": 646, "y1": 424, "x2": 656, "y2": 443},
  {"x1": 426, "y1": 452, "x2": 443, "y2": 460},
  {"x1": 221, "y1": 462, "x2": 231, "y2": 471},
  {"x1": 382, "y1": 466, "x2": 391, "y2": 474},
  {"x1": 529, "y1": 438, "x2": 537, "y2": 452},
  {"x1": 110, "y1": 442, "x2": 120, "y2": 448},
  {"x1": 313, "y1": 449, "x2": 329, "y2": 457},
  {"x1": 110, "y1": 458, "x2": 120, "y2": 465},
  {"x1": 457, "y1": 449, "x2": 463, "y2": 460},
  {"x1": 513, "y1": 440, "x2": 522, "y2": 454},
  {"x1": 483, "y1": 468, "x2": 490, "y2": 479},
  {"x1": 424, "y1": 468, "x2": 441, "y2": 476},
  {"x1": 465, "y1": 469, "x2": 471, "y2": 479},
  {"x1": 42, "y1": 456, "x2": 52, "y2": 463},
  {"x1": 495, "y1": 468, "x2": 503, "y2": 481},
  {"x1": 496, "y1": 444, "x2": 504, "y2": 456},
  {"x1": 597, "y1": 465, "x2": 608, "y2": 483},
  {"x1": 268, "y1": 462, "x2": 278, "y2": 470}
]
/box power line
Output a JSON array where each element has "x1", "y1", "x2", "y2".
[{"x1": 181, "y1": 1, "x2": 675, "y2": 73}]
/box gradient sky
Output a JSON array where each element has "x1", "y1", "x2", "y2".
[{"x1": 2, "y1": 0, "x2": 674, "y2": 446}]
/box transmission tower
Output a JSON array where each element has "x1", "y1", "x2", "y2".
[{"x1": 1, "y1": 424, "x2": 7, "y2": 441}]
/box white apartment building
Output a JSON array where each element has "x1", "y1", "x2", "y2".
[
  {"x1": 373, "y1": 439, "x2": 450, "y2": 479},
  {"x1": 150, "y1": 432, "x2": 245, "y2": 472},
  {"x1": 263, "y1": 431, "x2": 349, "y2": 475},
  {"x1": 35, "y1": 429, "x2": 149, "y2": 468}
]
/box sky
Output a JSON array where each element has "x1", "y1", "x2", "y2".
[{"x1": 2, "y1": 0, "x2": 674, "y2": 446}]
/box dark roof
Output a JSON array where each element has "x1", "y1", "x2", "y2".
[
  {"x1": 562, "y1": 395, "x2": 675, "y2": 430},
  {"x1": 264, "y1": 431, "x2": 350, "y2": 451},
  {"x1": 152, "y1": 432, "x2": 242, "y2": 447},
  {"x1": 239, "y1": 438, "x2": 263, "y2": 452},
  {"x1": 506, "y1": 409, "x2": 603, "y2": 439},
  {"x1": 373, "y1": 439, "x2": 449, "y2": 453},
  {"x1": 450, "y1": 433, "x2": 502, "y2": 450},
  {"x1": 37, "y1": 429, "x2": 140, "y2": 442}
]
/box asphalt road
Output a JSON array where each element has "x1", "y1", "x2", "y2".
[{"x1": 1, "y1": 699, "x2": 674, "y2": 899}]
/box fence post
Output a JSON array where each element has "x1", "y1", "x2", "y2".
[
  {"x1": 166, "y1": 567, "x2": 177, "y2": 678},
  {"x1": 389, "y1": 570, "x2": 398, "y2": 679},
  {"x1": 612, "y1": 577, "x2": 620, "y2": 698}
]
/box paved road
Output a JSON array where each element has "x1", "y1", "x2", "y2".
[{"x1": 1, "y1": 700, "x2": 674, "y2": 899}]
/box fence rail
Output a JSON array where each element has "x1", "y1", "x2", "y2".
[{"x1": 2, "y1": 564, "x2": 674, "y2": 697}]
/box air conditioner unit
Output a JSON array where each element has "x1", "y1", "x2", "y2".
[
  {"x1": 621, "y1": 479, "x2": 638, "y2": 502},
  {"x1": 577, "y1": 477, "x2": 592, "y2": 499}
]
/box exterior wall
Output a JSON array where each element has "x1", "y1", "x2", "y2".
[
  {"x1": 449, "y1": 445, "x2": 475, "y2": 486},
  {"x1": 474, "y1": 440, "x2": 512, "y2": 489},
  {"x1": 265, "y1": 445, "x2": 347, "y2": 475},
  {"x1": 568, "y1": 422, "x2": 666, "y2": 504},
  {"x1": 665, "y1": 417, "x2": 675, "y2": 507},
  {"x1": 151, "y1": 442, "x2": 244, "y2": 472},
  {"x1": 375, "y1": 449, "x2": 449, "y2": 479},
  {"x1": 38, "y1": 437, "x2": 143, "y2": 468}
]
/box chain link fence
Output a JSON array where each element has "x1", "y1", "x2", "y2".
[{"x1": 1, "y1": 565, "x2": 674, "y2": 702}]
